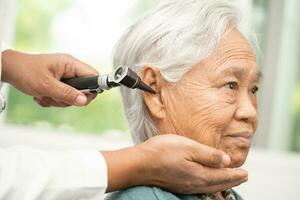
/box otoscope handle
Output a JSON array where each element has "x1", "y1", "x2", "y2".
[{"x1": 62, "y1": 76, "x2": 99, "y2": 92}]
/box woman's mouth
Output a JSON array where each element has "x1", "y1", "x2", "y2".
[{"x1": 224, "y1": 131, "x2": 253, "y2": 148}]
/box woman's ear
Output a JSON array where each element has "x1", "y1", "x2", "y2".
[{"x1": 140, "y1": 64, "x2": 166, "y2": 119}]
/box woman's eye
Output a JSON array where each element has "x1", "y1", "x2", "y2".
[
  {"x1": 224, "y1": 82, "x2": 238, "y2": 90},
  {"x1": 251, "y1": 86, "x2": 259, "y2": 94}
]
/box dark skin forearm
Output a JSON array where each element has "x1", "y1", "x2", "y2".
[{"x1": 102, "y1": 146, "x2": 148, "y2": 192}]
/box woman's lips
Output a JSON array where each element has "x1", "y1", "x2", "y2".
[{"x1": 224, "y1": 131, "x2": 253, "y2": 147}]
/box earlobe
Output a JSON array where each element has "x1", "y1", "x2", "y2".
[{"x1": 140, "y1": 64, "x2": 166, "y2": 119}]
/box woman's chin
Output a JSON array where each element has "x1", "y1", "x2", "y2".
[
  {"x1": 229, "y1": 158, "x2": 246, "y2": 168},
  {"x1": 227, "y1": 151, "x2": 249, "y2": 168}
]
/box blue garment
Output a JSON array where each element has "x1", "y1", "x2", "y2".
[{"x1": 105, "y1": 186, "x2": 243, "y2": 200}]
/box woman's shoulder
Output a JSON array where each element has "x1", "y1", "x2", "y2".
[
  {"x1": 232, "y1": 190, "x2": 244, "y2": 200},
  {"x1": 105, "y1": 186, "x2": 159, "y2": 200},
  {"x1": 105, "y1": 186, "x2": 199, "y2": 200},
  {"x1": 105, "y1": 187, "x2": 243, "y2": 200}
]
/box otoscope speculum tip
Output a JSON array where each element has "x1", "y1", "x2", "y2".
[
  {"x1": 136, "y1": 79, "x2": 156, "y2": 94},
  {"x1": 111, "y1": 66, "x2": 156, "y2": 94}
]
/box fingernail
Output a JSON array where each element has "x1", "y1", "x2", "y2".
[
  {"x1": 222, "y1": 154, "x2": 231, "y2": 166},
  {"x1": 75, "y1": 95, "x2": 87, "y2": 106}
]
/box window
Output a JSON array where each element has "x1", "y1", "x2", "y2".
[{"x1": 255, "y1": 0, "x2": 300, "y2": 151}]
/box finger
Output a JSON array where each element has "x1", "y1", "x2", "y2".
[
  {"x1": 41, "y1": 97, "x2": 71, "y2": 107},
  {"x1": 43, "y1": 97, "x2": 71, "y2": 107},
  {"x1": 49, "y1": 78, "x2": 87, "y2": 106},
  {"x1": 36, "y1": 97, "x2": 52, "y2": 107},
  {"x1": 59, "y1": 54, "x2": 98, "y2": 79},
  {"x1": 51, "y1": 101, "x2": 70, "y2": 107},
  {"x1": 33, "y1": 97, "x2": 41, "y2": 104},
  {"x1": 33, "y1": 97, "x2": 51, "y2": 107},
  {"x1": 201, "y1": 177, "x2": 248, "y2": 194},
  {"x1": 180, "y1": 165, "x2": 248, "y2": 194},
  {"x1": 57, "y1": 102, "x2": 71, "y2": 107},
  {"x1": 72, "y1": 57, "x2": 99, "y2": 77},
  {"x1": 40, "y1": 97, "x2": 62, "y2": 107},
  {"x1": 188, "y1": 141, "x2": 231, "y2": 167},
  {"x1": 200, "y1": 167, "x2": 248, "y2": 186},
  {"x1": 85, "y1": 93, "x2": 97, "y2": 104}
]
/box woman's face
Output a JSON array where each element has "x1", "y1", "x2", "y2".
[{"x1": 142, "y1": 28, "x2": 260, "y2": 167}]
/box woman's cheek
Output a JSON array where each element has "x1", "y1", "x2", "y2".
[
  {"x1": 184, "y1": 96, "x2": 235, "y2": 147},
  {"x1": 168, "y1": 85, "x2": 236, "y2": 144},
  {"x1": 218, "y1": 87, "x2": 238, "y2": 104},
  {"x1": 204, "y1": 91, "x2": 237, "y2": 122}
]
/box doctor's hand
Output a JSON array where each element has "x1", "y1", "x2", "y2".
[
  {"x1": 1, "y1": 49, "x2": 98, "y2": 107},
  {"x1": 102, "y1": 134, "x2": 248, "y2": 194}
]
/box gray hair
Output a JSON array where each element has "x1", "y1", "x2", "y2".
[{"x1": 113, "y1": 0, "x2": 241, "y2": 144}]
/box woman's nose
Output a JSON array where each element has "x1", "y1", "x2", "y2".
[{"x1": 235, "y1": 94, "x2": 258, "y2": 123}]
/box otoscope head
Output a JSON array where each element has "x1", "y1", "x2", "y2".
[{"x1": 108, "y1": 66, "x2": 156, "y2": 94}]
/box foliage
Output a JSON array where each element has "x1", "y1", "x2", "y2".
[
  {"x1": 15, "y1": 0, "x2": 72, "y2": 51},
  {"x1": 6, "y1": 87, "x2": 128, "y2": 134}
]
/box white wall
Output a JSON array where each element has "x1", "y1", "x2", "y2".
[
  {"x1": 237, "y1": 149, "x2": 300, "y2": 199},
  {"x1": 0, "y1": 0, "x2": 16, "y2": 42},
  {"x1": 268, "y1": 0, "x2": 300, "y2": 150},
  {"x1": 0, "y1": 0, "x2": 17, "y2": 124}
]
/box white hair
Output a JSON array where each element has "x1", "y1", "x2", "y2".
[{"x1": 113, "y1": 0, "x2": 242, "y2": 144}]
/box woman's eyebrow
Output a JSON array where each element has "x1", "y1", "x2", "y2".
[{"x1": 219, "y1": 67, "x2": 263, "y2": 82}]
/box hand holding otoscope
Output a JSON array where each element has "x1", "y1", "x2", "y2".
[
  {"x1": 2, "y1": 50, "x2": 154, "y2": 108},
  {"x1": 62, "y1": 65, "x2": 156, "y2": 95}
]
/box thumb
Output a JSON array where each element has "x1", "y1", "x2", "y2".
[
  {"x1": 189, "y1": 142, "x2": 231, "y2": 168},
  {"x1": 49, "y1": 78, "x2": 87, "y2": 106}
]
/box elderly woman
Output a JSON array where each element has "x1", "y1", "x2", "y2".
[{"x1": 106, "y1": 0, "x2": 260, "y2": 199}]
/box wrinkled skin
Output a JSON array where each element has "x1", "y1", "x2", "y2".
[{"x1": 142, "y1": 28, "x2": 261, "y2": 168}]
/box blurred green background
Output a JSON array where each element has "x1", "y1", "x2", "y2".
[{"x1": 6, "y1": 0, "x2": 157, "y2": 134}]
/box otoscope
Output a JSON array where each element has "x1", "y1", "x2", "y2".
[{"x1": 61, "y1": 66, "x2": 156, "y2": 94}]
